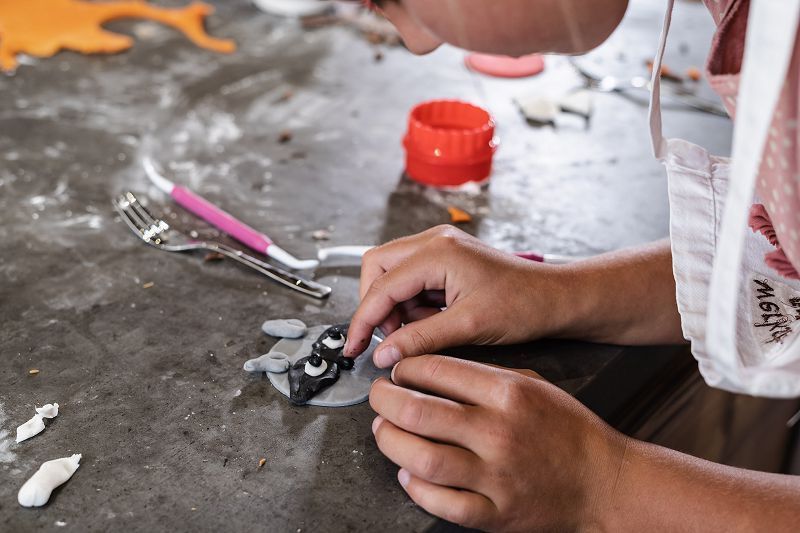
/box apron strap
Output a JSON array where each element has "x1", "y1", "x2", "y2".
[
  {"x1": 648, "y1": 0, "x2": 674, "y2": 160},
  {"x1": 706, "y1": 0, "x2": 800, "y2": 374}
]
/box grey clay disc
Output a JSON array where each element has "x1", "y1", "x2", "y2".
[{"x1": 267, "y1": 325, "x2": 388, "y2": 407}]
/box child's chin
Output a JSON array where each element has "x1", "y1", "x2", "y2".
[{"x1": 406, "y1": 41, "x2": 442, "y2": 55}]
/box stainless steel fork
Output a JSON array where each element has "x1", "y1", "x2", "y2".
[
  {"x1": 112, "y1": 191, "x2": 332, "y2": 299},
  {"x1": 570, "y1": 60, "x2": 728, "y2": 117}
]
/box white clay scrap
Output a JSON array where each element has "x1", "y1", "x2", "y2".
[
  {"x1": 18, "y1": 454, "x2": 82, "y2": 508},
  {"x1": 16, "y1": 403, "x2": 59, "y2": 443},
  {"x1": 558, "y1": 89, "x2": 593, "y2": 119},
  {"x1": 243, "y1": 352, "x2": 291, "y2": 374},
  {"x1": 262, "y1": 319, "x2": 307, "y2": 339},
  {"x1": 514, "y1": 93, "x2": 559, "y2": 125},
  {"x1": 16, "y1": 416, "x2": 45, "y2": 443},
  {"x1": 304, "y1": 359, "x2": 328, "y2": 377},
  {"x1": 251, "y1": 0, "x2": 331, "y2": 17},
  {"x1": 35, "y1": 403, "x2": 59, "y2": 419}
]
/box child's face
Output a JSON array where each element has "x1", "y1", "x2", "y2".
[
  {"x1": 376, "y1": 0, "x2": 558, "y2": 56},
  {"x1": 376, "y1": 1, "x2": 445, "y2": 54},
  {"x1": 374, "y1": 0, "x2": 629, "y2": 57}
]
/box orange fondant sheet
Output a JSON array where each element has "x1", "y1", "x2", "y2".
[{"x1": 0, "y1": 0, "x2": 235, "y2": 72}]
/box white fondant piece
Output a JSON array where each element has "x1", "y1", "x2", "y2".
[
  {"x1": 267, "y1": 325, "x2": 388, "y2": 407},
  {"x1": 558, "y1": 90, "x2": 593, "y2": 118},
  {"x1": 35, "y1": 403, "x2": 59, "y2": 419},
  {"x1": 262, "y1": 318, "x2": 307, "y2": 339},
  {"x1": 243, "y1": 352, "x2": 290, "y2": 374},
  {"x1": 16, "y1": 403, "x2": 60, "y2": 443},
  {"x1": 321, "y1": 335, "x2": 345, "y2": 350},
  {"x1": 514, "y1": 93, "x2": 559, "y2": 124},
  {"x1": 252, "y1": 0, "x2": 332, "y2": 17},
  {"x1": 18, "y1": 454, "x2": 81, "y2": 507},
  {"x1": 304, "y1": 359, "x2": 328, "y2": 377},
  {"x1": 16, "y1": 415, "x2": 45, "y2": 443}
]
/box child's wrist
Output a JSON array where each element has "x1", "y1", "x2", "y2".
[{"x1": 543, "y1": 261, "x2": 603, "y2": 340}]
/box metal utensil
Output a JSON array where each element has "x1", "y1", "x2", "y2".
[
  {"x1": 112, "y1": 192, "x2": 332, "y2": 299},
  {"x1": 570, "y1": 60, "x2": 728, "y2": 117},
  {"x1": 143, "y1": 158, "x2": 320, "y2": 271}
]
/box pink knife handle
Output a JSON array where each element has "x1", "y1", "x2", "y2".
[{"x1": 171, "y1": 186, "x2": 272, "y2": 253}]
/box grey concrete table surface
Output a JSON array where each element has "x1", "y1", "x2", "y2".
[{"x1": 0, "y1": 0, "x2": 731, "y2": 531}]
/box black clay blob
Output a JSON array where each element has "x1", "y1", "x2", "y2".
[
  {"x1": 287, "y1": 324, "x2": 355, "y2": 405},
  {"x1": 312, "y1": 324, "x2": 348, "y2": 355},
  {"x1": 288, "y1": 355, "x2": 340, "y2": 405}
]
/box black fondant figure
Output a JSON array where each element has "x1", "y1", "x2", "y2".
[
  {"x1": 288, "y1": 323, "x2": 355, "y2": 405},
  {"x1": 288, "y1": 355, "x2": 340, "y2": 405}
]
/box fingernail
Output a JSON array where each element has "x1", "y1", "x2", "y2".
[
  {"x1": 343, "y1": 339, "x2": 353, "y2": 356},
  {"x1": 372, "y1": 415, "x2": 384, "y2": 434},
  {"x1": 397, "y1": 468, "x2": 410, "y2": 488},
  {"x1": 375, "y1": 345, "x2": 401, "y2": 368},
  {"x1": 390, "y1": 364, "x2": 397, "y2": 383}
]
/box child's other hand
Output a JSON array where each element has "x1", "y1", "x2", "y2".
[
  {"x1": 344, "y1": 225, "x2": 572, "y2": 367},
  {"x1": 370, "y1": 355, "x2": 627, "y2": 531}
]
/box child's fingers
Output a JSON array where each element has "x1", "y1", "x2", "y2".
[
  {"x1": 370, "y1": 378, "x2": 475, "y2": 449},
  {"x1": 399, "y1": 305, "x2": 441, "y2": 324},
  {"x1": 377, "y1": 296, "x2": 443, "y2": 337},
  {"x1": 372, "y1": 416, "x2": 480, "y2": 490},
  {"x1": 359, "y1": 230, "x2": 440, "y2": 300},
  {"x1": 377, "y1": 308, "x2": 403, "y2": 337},
  {"x1": 409, "y1": 289, "x2": 446, "y2": 308},
  {"x1": 360, "y1": 243, "x2": 414, "y2": 300},
  {"x1": 390, "y1": 355, "x2": 510, "y2": 406},
  {"x1": 373, "y1": 306, "x2": 475, "y2": 366},
  {"x1": 396, "y1": 292, "x2": 445, "y2": 324},
  {"x1": 397, "y1": 469, "x2": 496, "y2": 530},
  {"x1": 359, "y1": 226, "x2": 467, "y2": 300},
  {"x1": 346, "y1": 252, "x2": 448, "y2": 357}
]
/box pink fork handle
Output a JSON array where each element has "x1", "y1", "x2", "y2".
[{"x1": 171, "y1": 186, "x2": 272, "y2": 254}]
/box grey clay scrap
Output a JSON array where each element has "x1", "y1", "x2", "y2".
[
  {"x1": 261, "y1": 318, "x2": 307, "y2": 339},
  {"x1": 243, "y1": 352, "x2": 291, "y2": 374}
]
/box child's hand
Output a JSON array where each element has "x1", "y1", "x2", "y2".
[
  {"x1": 344, "y1": 225, "x2": 572, "y2": 367},
  {"x1": 370, "y1": 355, "x2": 627, "y2": 531}
]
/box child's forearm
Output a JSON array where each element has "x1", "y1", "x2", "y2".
[
  {"x1": 552, "y1": 239, "x2": 686, "y2": 345},
  {"x1": 597, "y1": 438, "x2": 800, "y2": 531}
]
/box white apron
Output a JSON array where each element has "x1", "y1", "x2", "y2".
[{"x1": 652, "y1": 0, "x2": 800, "y2": 397}]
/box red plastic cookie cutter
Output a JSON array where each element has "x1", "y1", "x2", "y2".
[{"x1": 403, "y1": 100, "x2": 498, "y2": 188}]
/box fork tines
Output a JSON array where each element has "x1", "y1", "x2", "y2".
[{"x1": 114, "y1": 192, "x2": 169, "y2": 244}]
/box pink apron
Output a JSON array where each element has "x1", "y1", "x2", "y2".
[{"x1": 652, "y1": 0, "x2": 800, "y2": 397}]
